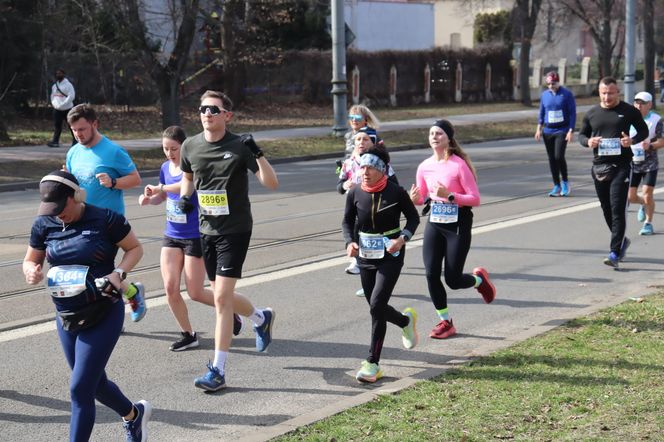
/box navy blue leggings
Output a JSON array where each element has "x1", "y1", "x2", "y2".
[
  {"x1": 56, "y1": 300, "x2": 133, "y2": 442},
  {"x1": 422, "y1": 208, "x2": 476, "y2": 311}
]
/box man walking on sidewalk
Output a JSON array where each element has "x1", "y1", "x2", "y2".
[{"x1": 47, "y1": 69, "x2": 75, "y2": 148}]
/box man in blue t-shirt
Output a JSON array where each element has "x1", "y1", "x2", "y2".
[
  {"x1": 65, "y1": 104, "x2": 147, "y2": 322},
  {"x1": 535, "y1": 71, "x2": 577, "y2": 197}
]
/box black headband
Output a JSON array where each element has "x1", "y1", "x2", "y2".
[{"x1": 432, "y1": 119, "x2": 454, "y2": 140}]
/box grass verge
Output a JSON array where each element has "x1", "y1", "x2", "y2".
[{"x1": 276, "y1": 293, "x2": 664, "y2": 441}]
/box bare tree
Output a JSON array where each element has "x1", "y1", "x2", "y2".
[
  {"x1": 108, "y1": 0, "x2": 200, "y2": 128},
  {"x1": 643, "y1": 0, "x2": 656, "y2": 107},
  {"x1": 513, "y1": 0, "x2": 544, "y2": 105},
  {"x1": 559, "y1": 0, "x2": 625, "y2": 78}
]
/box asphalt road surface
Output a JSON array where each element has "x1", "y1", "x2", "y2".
[{"x1": 1, "y1": 138, "x2": 662, "y2": 441}]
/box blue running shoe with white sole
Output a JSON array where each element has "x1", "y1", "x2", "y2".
[
  {"x1": 254, "y1": 308, "x2": 274, "y2": 352},
  {"x1": 194, "y1": 362, "x2": 226, "y2": 392},
  {"x1": 637, "y1": 205, "x2": 646, "y2": 222},
  {"x1": 548, "y1": 184, "x2": 561, "y2": 197},
  {"x1": 603, "y1": 252, "x2": 619, "y2": 268},
  {"x1": 123, "y1": 400, "x2": 152, "y2": 442},
  {"x1": 560, "y1": 181, "x2": 570, "y2": 196},
  {"x1": 640, "y1": 222, "x2": 654, "y2": 235}
]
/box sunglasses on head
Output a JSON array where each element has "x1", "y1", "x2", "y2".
[
  {"x1": 199, "y1": 105, "x2": 224, "y2": 115},
  {"x1": 348, "y1": 114, "x2": 364, "y2": 122}
]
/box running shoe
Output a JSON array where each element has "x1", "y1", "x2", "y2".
[
  {"x1": 560, "y1": 181, "x2": 570, "y2": 197},
  {"x1": 548, "y1": 184, "x2": 561, "y2": 197},
  {"x1": 472, "y1": 267, "x2": 496, "y2": 303},
  {"x1": 47, "y1": 141, "x2": 59, "y2": 148},
  {"x1": 345, "y1": 258, "x2": 360, "y2": 275},
  {"x1": 640, "y1": 222, "x2": 654, "y2": 236},
  {"x1": 356, "y1": 360, "x2": 383, "y2": 383},
  {"x1": 194, "y1": 362, "x2": 226, "y2": 392},
  {"x1": 128, "y1": 282, "x2": 147, "y2": 322},
  {"x1": 637, "y1": 205, "x2": 646, "y2": 222},
  {"x1": 254, "y1": 308, "x2": 274, "y2": 352},
  {"x1": 233, "y1": 313, "x2": 243, "y2": 336},
  {"x1": 355, "y1": 288, "x2": 365, "y2": 297},
  {"x1": 603, "y1": 251, "x2": 620, "y2": 268},
  {"x1": 401, "y1": 307, "x2": 418, "y2": 349},
  {"x1": 123, "y1": 400, "x2": 152, "y2": 442},
  {"x1": 619, "y1": 237, "x2": 631, "y2": 261},
  {"x1": 430, "y1": 319, "x2": 457, "y2": 339},
  {"x1": 170, "y1": 331, "x2": 199, "y2": 352}
]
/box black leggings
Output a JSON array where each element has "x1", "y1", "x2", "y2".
[
  {"x1": 543, "y1": 132, "x2": 568, "y2": 184},
  {"x1": 360, "y1": 256, "x2": 408, "y2": 364},
  {"x1": 53, "y1": 109, "x2": 74, "y2": 144},
  {"x1": 422, "y1": 208, "x2": 475, "y2": 311},
  {"x1": 592, "y1": 164, "x2": 631, "y2": 253}
]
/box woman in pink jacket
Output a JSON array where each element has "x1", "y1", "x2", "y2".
[{"x1": 409, "y1": 119, "x2": 496, "y2": 340}]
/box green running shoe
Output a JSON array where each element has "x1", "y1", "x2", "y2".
[
  {"x1": 401, "y1": 307, "x2": 418, "y2": 349},
  {"x1": 356, "y1": 360, "x2": 383, "y2": 383}
]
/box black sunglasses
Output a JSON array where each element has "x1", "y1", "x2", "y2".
[{"x1": 199, "y1": 105, "x2": 225, "y2": 115}]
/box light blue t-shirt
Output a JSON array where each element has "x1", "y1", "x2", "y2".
[{"x1": 66, "y1": 136, "x2": 137, "y2": 215}]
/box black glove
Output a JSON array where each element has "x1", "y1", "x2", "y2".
[
  {"x1": 178, "y1": 195, "x2": 195, "y2": 214},
  {"x1": 421, "y1": 198, "x2": 432, "y2": 216},
  {"x1": 241, "y1": 134, "x2": 264, "y2": 158}
]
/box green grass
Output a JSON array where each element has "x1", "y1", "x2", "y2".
[{"x1": 276, "y1": 293, "x2": 664, "y2": 441}]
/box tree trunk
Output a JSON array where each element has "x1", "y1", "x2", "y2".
[
  {"x1": 0, "y1": 118, "x2": 9, "y2": 142},
  {"x1": 519, "y1": 38, "x2": 532, "y2": 105},
  {"x1": 157, "y1": 75, "x2": 181, "y2": 128}
]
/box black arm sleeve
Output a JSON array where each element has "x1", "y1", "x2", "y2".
[
  {"x1": 578, "y1": 113, "x2": 592, "y2": 147},
  {"x1": 336, "y1": 178, "x2": 347, "y2": 195},
  {"x1": 341, "y1": 188, "x2": 357, "y2": 246},
  {"x1": 399, "y1": 186, "x2": 420, "y2": 237}
]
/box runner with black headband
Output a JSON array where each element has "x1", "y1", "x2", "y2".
[
  {"x1": 342, "y1": 146, "x2": 420, "y2": 383},
  {"x1": 410, "y1": 119, "x2": 496, "y2": 340}
]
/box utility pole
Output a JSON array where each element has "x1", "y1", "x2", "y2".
[
  {"x1": 624, "y1": 0, "x2": 635, "y2": 102},
  {"x1": 330, "y1": 0, "x2": 348, "y2": 136}
]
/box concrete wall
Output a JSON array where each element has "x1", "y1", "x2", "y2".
[
  {"x1": 345, "y1": 0, "x2": 435, "y2": 51},
  {"x1": 434, "y1": 0, "x2": 513, "y2": 49}
]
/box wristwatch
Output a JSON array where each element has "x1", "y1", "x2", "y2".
[
  {"x1": 113, "y1": 268, "x2": 127, "y2": 281},
  {"x1": 447, "y1": 193, "x2": 455, "y2": 202},
  {"x1": 111, "y1": 177, "x2": 117, "y2": 189}
]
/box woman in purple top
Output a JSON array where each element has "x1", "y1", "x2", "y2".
[{"x1": 139, "y1": 127, "x2": 236, "y2": 351}]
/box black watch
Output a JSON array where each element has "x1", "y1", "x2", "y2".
[
  {"x1": 447, "y1": 193, "x2": 455, "y2": 202},
  {"x1": 111, "y1": 177, "x2": 117, "y2": 189},
  {"x1": 113, "y1": 268, "x2": 127, "y2": 281}
]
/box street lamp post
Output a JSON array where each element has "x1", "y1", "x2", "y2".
[{"x1": 330, "y1": 0, "x2": 348, "y2": 136}]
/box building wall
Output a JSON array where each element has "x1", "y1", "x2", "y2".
[
  {"x1": 345, "y1": 0, "x2": 435, "y2": 51},
  {"x1": 434, "y1": 0, "x2": 513, "y2": 49}
]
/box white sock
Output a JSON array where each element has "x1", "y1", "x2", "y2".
[
  {"x1": 248, "y1": 308, "x2": 265, "y2": 326},
  {"x1": 213, "y1": 350, "x2": 227, "y2": 374}
]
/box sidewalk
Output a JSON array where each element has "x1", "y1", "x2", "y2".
[{"x1": 0, "y1": 106, "x2": 592, "y2": 191}]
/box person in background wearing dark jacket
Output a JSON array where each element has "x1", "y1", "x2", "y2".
[{"x1": 578, "y1": 77, "x2": 649, "y2": 268}]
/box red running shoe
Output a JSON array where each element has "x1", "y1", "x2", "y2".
[
  {"x1": 429, "y1": 319, "x2": 457, "y2": 339},
  {"x1": 473, "y1": 267, "x2": 496, "y2": 304}
]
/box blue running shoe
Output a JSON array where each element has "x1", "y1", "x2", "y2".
[
  {"x1": 619, "y1": 237, "x2": 631, "y2": 261},
  {"x1": 603, "y1": 252, "x2": 619, "y2": 268},
  {"x1": 560, "y1": 181, "x2": 570, "y2": 196},
  {"x1": 254, "y1": 308, "x2": 274, "y2": 352},
  {"x1": 637, "y1": 205, "x2": 646, "y2": 222},
  {"x1": 548, "y1": 184, "x2": 561, "y2": 197},
  {"x1": 194, "y1": 362, "x2": 226, "y2": 392},
  {"x1": 128, "y1": 282, "x2": 147, "y2": 322},
  {"x1": 123, "y1": 400, "x2": 152, "y2": 442},
  {"x1": 640, "y1": 222, "x2": 654, "y2": 235}
]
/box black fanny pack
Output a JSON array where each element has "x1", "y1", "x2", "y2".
[
  {"x1": 592, "y1": 163, "x2": 618, "y2": 182},
  {"x1": 57, "y1": 298, "x2": 114, "y2": 332}
]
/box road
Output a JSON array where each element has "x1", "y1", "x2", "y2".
[{"x1": 1, "y1": 138, "x2": 662, "y2": 441}]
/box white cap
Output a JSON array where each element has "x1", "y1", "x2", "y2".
[{"x1": 634, "y1": 91, "x2": 652, "y2": 102}]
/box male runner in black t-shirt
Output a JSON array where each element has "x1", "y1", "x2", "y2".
[
  {"x1": 578, "y1": 77, "x2": 648, "y2": 268},
  {"x1": 179, "y1": 90, "x2": 279, "y2": 392}
]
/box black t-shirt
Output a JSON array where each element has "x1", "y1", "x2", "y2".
[
  {"x1": 579, "y1": 101, "x2": 649, "y2": 165},
  {"x1": 29, "y1": 205, "x2": 131, "y2": 311},
  {"x1": 180, "y1": 131, "x2": 259, "y2": 235}
]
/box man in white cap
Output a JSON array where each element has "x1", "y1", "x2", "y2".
[{"x1": 628, "y1": 91, "x2": 664, "y2": 235}]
